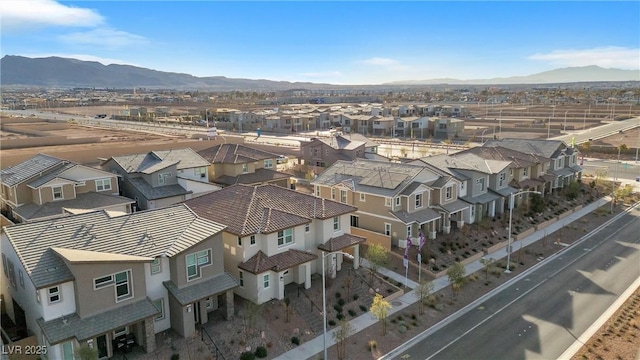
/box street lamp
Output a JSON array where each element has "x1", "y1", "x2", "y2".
[
  {"x1": 610, "y1": 144, "x2": 622, "y2": 213},
  {"x1": 498, "y1": 110, "x2": 503, "y2": 139},
  {"x1": 563, "y1": 111, "x2": 568, "y2": 132},
  {"x1": 481, "y1": 128, "x2": 488, "y2": 144},
  {"x1": 321, "y1": 250, "x2": 354, "y2": 360},
  {"x1": 506, "y1": 190, "x2": 541, "y2": 273}
]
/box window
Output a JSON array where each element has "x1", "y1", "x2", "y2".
[
  {"x1": 95, "y1": 178, "x2": 111, "y2": 191},
  {"x1": 407, "y1": 226, "x2": 412, "y2": 238},
  {"x1": 384, "y1": 197, "x2": 391, "y2": 207},
  {"x1": 350, "y1": 215, "x2": 359, "y2": 228},
  {"x1": 477, "y1": 178, "x2": 486, "y2": 192},
  {"x1": 52, "y1": 186, "x2": 63, "y2": 200},
  {"x1": 445, "y1": 186, "x2": 453, "y2": 200},
  {"x1": 359, "y1": 193, "x2": 366, "y2": 202},
  {"x1": 277, "y1": 228, "x2": 293, "y2": 247},
  {"x1": 1, "y1": 253, "x2": 7, "y2": 277},
  {"x1": 113, "y1": 327, "x2": 127, "y2": 338},
  {"x1": 194, "y1": 167, "x2": 207, "y2": 178},
  {"x1": 314, "y1": 186, "x2": 321, "y2": 197},
  {"x1": 242, "y1": 164, "x2": 248, "y2": 173},
  {"x1": 415, "y1": 194, "x2": 422, "y2": 208},
  {"x1": 7, "y1": 261, "x2": 16, "y2": 289},
  {"x1": 94, "y1": 274, "x2": 114, "y2": 289},
  {"x1": 499, "y1": 173, "x2": 506, "y2": 187},
  {"x1": 19, "y1": 270, "x2": 24, "y2": 288},
  {"x1": 186, "y1": 249, "x2": 212, "y2": 281},
  {"x1": 239, "y1": 271, "x2": 244, "y2": 287},
  {"x1": 153, "y1": 298, "x2": 165, "y2": 321},
  {"x1": 206, "y1": 297, "x2": 213, "y2": 309},
  {"x1": 237, "y1": 237, "x2": 242, "y2": 247},
  {"x1": 305, "y1": 224, "x2": 310, "y2": 233},
  {"x1": 151, "y1": 257, "x2": 161, "y2": 275},
  {"x1": 264, "y1": 159, "x2": 273, "y2": 169},
  {"x1": 340, "y1": 189, "x2": 347, "y2": 204},
  {"x1": 333, "y1": 216, "x2": 340, "y2": 232},
  {"x1": 48, "y1": 286, "x2": 61, "y2": 303},
  {"x1": 384, "y1": 223, "x2": 391, "y2": 236},
  {"x1": 62, "y1": 341, "x2": 74, "y2": 360},
  {"x1": 158, "y1": 172, "x2": 171, "y2": 185},
  {"x1": 115, "y1": 270, "x2": 133, "y2": 301},
  {"x1": 523, "y1": 167, "x2": 528, "y2": 177},
  {"x1": 331, "y1": 188, "x2": 336, "y2": 200},
  {"x1": 263, "y1": 274, "x2": 270, "y2": 288},
  {"x1": 250, "y1": 235, "x2": 256, "y2": 245},
  {"x1": 395, "y1": 197, "x2": 401, "y2": 207}
]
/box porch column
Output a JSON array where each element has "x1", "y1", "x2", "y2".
[
  {"x1": 489, "y1": 201, "x2": 496, "y2": 217},
  {"x1": 304, "y1": 262, "x2": 311, "y2": 289},
  {"x1": 456, "y1": 212, "x2": 465, "y2": 228},
  {"x1": 143, "y1": 317, "x2": 156, "y2": 353},
  {"x1": 428, "y1": 221, "x2": 436, "y2": 240},
  {"x1": 225, "y1": 290, "x2": 234, "y2": 320},
  {"x1": 352, "y1": 245, "x2": 360, "y2": 269},
  {"x1": 199, "y1": 301, "x2": 209, "y2": 324},
  {"x1": 443, "y1": 213, "x2": 451, "y2": 234},
  {"x1": 336, "y1": 253, "x2": 343, "y2": 272}
]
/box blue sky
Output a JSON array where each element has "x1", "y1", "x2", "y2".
[{"x1": 1, "y1": 1, "x2": 638, "y2": 85}]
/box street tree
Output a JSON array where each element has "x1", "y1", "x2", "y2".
[
  {"x1": 415, "y1": 280, "x2": 435, "y2": 315},
  {"x1": 365, "y1": 244, "x2": 389, "y2": 282},
  {"x1": 447, "y1": 262, "x2": 466, "y2": 297},
  {"x1": 332, "y1": 319, "x2": 355, "y2": 360},
  {"x1": 370, "y1": 294, "x2": 392, "y2": 335}
]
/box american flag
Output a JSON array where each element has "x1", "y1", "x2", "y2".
[
  {"x1": 404, "y1": 236, "x2": 412, "y2": 258},
  {"x1": 418, "y1": 232, "x2": 426, "y2": 251}
]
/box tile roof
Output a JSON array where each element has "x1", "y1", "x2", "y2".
[
  {"x1": 12, "y1": 192, "x2": 135, "y2": 222},
  {"x1": 185, "y1": 184, "x2": 356, "y2": 236},
  {"x1": 129, "y1": 177, "x2": 191, "y2": 200},
  {"x1": 214, "y1": 168, "x2": 290, "y2": 186},
  {"x1": 1, "y1": 154, "x2": 68, "y2": 187},
  {"x1": 436, "y1": 199, "x2": 470, "y2": 214},
  {"x1": 449, "y1": 153, "x2": 511, "y2": 174},
  {"x1": 198, "y1": 144, "x2": 278, "y2": 164},
  {"x1": 163, "y1": 272, "x2": 238, "y2": 305},
  {"x1": 458, "y1": 146, "x2": 551, "y2": 169},
  {"x1": 109, "y1": 148, "x2": 208, "y2": 174},
  {"x1": 317, "y1": 234, "x2": 366, "y2": 252},
  {"x1": 460, "y1": 191, "x2": 501, "y2": 205},
  {"x1": 391, "y1": 207, "x2": 440, "y2": 225},
  {"x1": 27, "y1": 163, "x2": 77, "y2": 188},
  {"x1": 312, "y1": 159, "x2": 433, "y2": 198},
  {"x1": 311, "y1": 136, "x2": 366, "y2": 150},
  {"x1": 483, "y1": 138, "x2": 568, "y2": 159},
  {"x1": 238, "y1": 249, "x2": 317, "y2": 274},
  {"x1": 37, "y1": 298, "x2": 159, "y2": 344},
  {"x1": 3, "y1": 204, "x2": 225, "y2": 289}
]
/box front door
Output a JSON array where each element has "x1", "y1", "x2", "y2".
[
  {"x1": 193, "y1": 302, "x2": 201, "y2": 324},
  {"x1": 96, "y1": 335, "x2": 108, "y2": 359}
]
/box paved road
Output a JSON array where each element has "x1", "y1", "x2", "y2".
[
  {"x1": 554, "y1": 117, "x2": 640, "y2": 145},
  {"x1": 388, "y1": 208, "x2": 640, "y2": 360}
]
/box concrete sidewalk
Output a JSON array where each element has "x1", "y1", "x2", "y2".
[{"x1": 274, "y1": 197, "x2": 611, "y2": 360}]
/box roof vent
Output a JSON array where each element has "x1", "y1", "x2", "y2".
[{"x1": 55, "y1": 224, "x2": 64, "y2": 229}]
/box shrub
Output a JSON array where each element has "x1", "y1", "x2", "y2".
[
  {"x1": 367, "y1": 340, "x2": 378, "y2": 351},
  {"x1": 291, "y1": 337, "x2": 300, "y2": 345},
  {"x1": 337, "y1": 313, "x2": 345, "y2": 321},
  {"x1": 335, "y1": 292, "x2": 341, "y2": 298},
  {"x1": 398, "y1": 325, "x2": 408, "y2": 334},
  {"x1": 254, "y1": 346, "x2": 267, "y2": 358},
  {"x1": 348, "y1": 309, "x2": 357, "y2": 317},
  {"x1": 328, "y1": 320, "x2": 336, "y2": 326},
  {"x1": 240, "y1": 352, "x2": 256, "y2": 360},
  {"x1": 171, "y1": 355, "x2": 179, "y2": 360},
  {"x1": 359, "y1": 305, "x2": 367, "y2": 312},
  {"x1": 333, "y1": 304, "x2": 343, "y2": 313},
  {"x1": 353, "y1": 294, "x2": 359, "y2": 301},
  {"x1": 338, "y1": 298, "x2": 345, "y2": 306}
]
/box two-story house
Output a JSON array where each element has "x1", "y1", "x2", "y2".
[
  {"x1": 1, "y1": 204, "x2": 236, "y2": 359},
  {"x1": 484, "y1": 139, "x2": 583, "y2": 193},
  {"x1": 185, "y1": 184, "x2": 362, "y2": 305},
  {"x1": 300, "y1": 135, "x2": 368, "y2": 169},
  {"x1": 430, "y1": 118, "x2": 465, "y2": 139},
  {"x1": 312, "y1": 159, "x2": 457, "y2": 245},
  {"x1": 102, "y1": 148, "x2": 218, "y2": 210},
  {"x1": 1, "y1": 154, "x2": 134, "y2": 223},
  {"x1": 197, "y1": 144, "x2": 291, "y2": 188}
]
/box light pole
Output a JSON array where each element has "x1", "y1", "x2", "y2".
[
  {"x1": 498, "y1": 110, "x2": 503, "y2": 139},
  {"x1": 506, "y1": 190, "x2": 541, "y2": 273},
  {"x1": 583, "y1": 109, "x2": 587, "y2": 131},
  {"x1": 481, "y1": 129, "x2": 488, "y2": 144},
  {"x1": 321, "y1": 250, "x2": 354, "y2": 360},
  {"x1": 563, "y1": 111, "x2": 568, "y2": 132},
  {"x1": 547, "y1": 116, "x2": 551, "y2": 139},
  {"x1": 610, "y1": 145, "x2": 621, "y2": 213}
]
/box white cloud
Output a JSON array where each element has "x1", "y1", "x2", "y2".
[
  {"x1": 0, "y1": 0, "x2": 104, "y2": 31},
  {"x1": 358, "y1": 57, "x2": 400, "y2": 66},
  {"x1": 59, "y1": 28, "x2": 149, "y2": 50},
  {"x1": 299, "y1": 71, "x2": 343, "y2": 78},
  {"x1": 528, "y1": 46, "x2": 640, "y2": 69}
]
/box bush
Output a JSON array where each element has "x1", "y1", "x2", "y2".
[
  {"x1": 337, "y1": 313, "x2": 345, "y2": 321},
  {"x1": 335, "y1": 292, "x2": 341, "y2": 299},
  {"x1": 291, "y1": 337, "x2": 300, "y2": 345},
  {"x1": 171, "y1": 355, "x2": 179, "y2": 360},
  {"x1": 348, "y1": 309, "x2": 357, "y2": 317},
  {"x1": 337, "y1": 298, "x2": 345, "y2": 306},
  {"x1": 254, "y1": 346, "x2": 267, "y2": 358},
  {"x1": 398, "y1": 325, "x2": 408, "y2": 334},
  {"x1": 359, "y1": 305, "x2": 367, "y2": 312},
  {"x1": 333, "y1": 304, "x2": 343, "y2": 313},
  {"x1": 240, "y1": 352, "x2": 256, "y2": 360},
  {"x1": 353, "y1": 294, "x2": 359, "y2": 301},
  {"x1": 328, "y1": 320, "x2": 336, "y2": 326},
  {"x1": 367, "y1": 340, "x2": 377, "y2": 351}
]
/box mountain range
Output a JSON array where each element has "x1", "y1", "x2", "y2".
[{"x1": 1, "y1": 55, "x2": 638, "y2": 90}]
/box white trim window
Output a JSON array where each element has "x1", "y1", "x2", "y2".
[
  {"x1": 277, "y1": 228, "x2": 294, "y2": 247},
  {"x1": 305, "y1": 224, "x2": 310, "y2": 233},
  {"x1": 250, "y1": 235, "x2": 256, "y2": 245},
  {"x1": 239, "y1": 271, "x2": 244, "y2": 287},
  {"x1": 331, "y1": 188, "x2": 336, "y2": 200},
  {"x1": 315, "y1": 186, "x2": 321, "y2": 197},
  {"x1": 48, "y1": 286, "x2": 61, "y2": 303},
  {"x1": 95, "y1": 178, "x2": 112, "y2": 191},
  {"x1": 395, "y1": 197, "x2": 401, "y2": 208},
  {"x1": 499, "y1": 173, "x2": 506, "y2": 187},
  {"x1": 242, "y1": 163, "x2": 248, "y2": 173},
  {"x1": 523, "y1": 167, "x2": 529, "y2": 177},
  {"x1": 115, "y1": 270, "x2": 133, "y2": 301},
  {"x1": 113, "y1": 327, "x2": 127, "y2": 338},
  {"x1": 153, "y1": 298, "x2": 165, "y2": 321},
  {"x1": 359, "y1": 193, "x2": 366, "y2": 202},
  {"x1": 350, "y1": 215, "x2": 359, "y2": 228},
  {"x1": 237, "y1": 236, "x2": 242, "y2": 247},
  {"x1": 264, "y1": 159, "x2": 274, "y2": 169},
  {"x1": 385, "y1": 197, "x2": 391, "y2": 207},
  {"x1": 151, "y1": 257, "x2": 161, "y2": 275},
  {"x1": 445, "y1": 186, "x2": 453, "y2": 200},
  {"x1": 186, "y1": 249, "x2": 212, "y2": 281},
  {"x1": 407, "y1": 226, "x2": 412, "y2": 238},
  {"x1": 333, "y1": 216, "x2": 340, "y2": 232},
  {"x1": 477, "y1": 178, "x2": 486, "y2": 192},
  {"x1": 340, "y1": 189, "x2": 347, "y2": 204},
  {"x1": 263, "y1": 274, "x2": 270, "y2": 289},
  {"x1": 415, "y1": 194, "x2": 422, "y2": 209},
  {"x1": 194, "y1": 167, "x2": 207, "y2": 178},
  {"x1": 384, "y1": 223, "x2": 391, "y2": 236},
  {"x1": 94, "y1": 274, "x2": 114, "y2": 289},
  {"x1": 61, "y1": 340, "x2": 74, "y2": 360},
  {"x1": 158, "y1": 172, "x2": 171, "y2": 185},
  {"x1": 52, "y1": 186, "x2": 63, "y2": 200}
]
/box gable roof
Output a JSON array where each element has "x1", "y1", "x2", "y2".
[
  {"x1": 238, "y1": 249, "x2": 317, "y2": 274},
  {"x1": 3, "y1": 204, "x2": 225, "y2": 289},
  {"x1": 185, "y1": 184, "x2": 356, "y2": 236},
  {"x1": 450, "y1": 153, "x2": 511, "y2": 174},
  {"x1": 198, "y1": 144, "x2": 278, "y2": 164},
  {"x1": 108, "y1": 148, "x2": 208, "y2": 174},
  {"x1": 213, "y1": 168, "x2": 290, "y2": 187},
  {"x1": 458, "y1": 146, "x2": 551, "y2": 168},
  {"x1": 483, "y1": 138, "x2": 571, "y2": 158},
  {"x1": 1, "y1": 154, "x2": 68, "y2": 187},
  {"x1": 312, "y1": 159, "x2": 435, "y2": 197}
]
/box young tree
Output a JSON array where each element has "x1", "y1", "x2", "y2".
[
  {"x1": 332, "y1": 319, "x2": 355, "y2": 360},
  {"x1": 370, "y1": 294, "x2": 392, "y2": 335},
  {"x1": 365, "y1": 244, "x2": 389, "y2": 282},
  {"x1": 415, "y1": 280, "x2": 434, "y2": 315},
  {"x1": 480, "y1": 257, "x2": 496, "y2": 279},
  {"x1": 446, "y1": 262, "x2": 466, "y2": 297}
]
